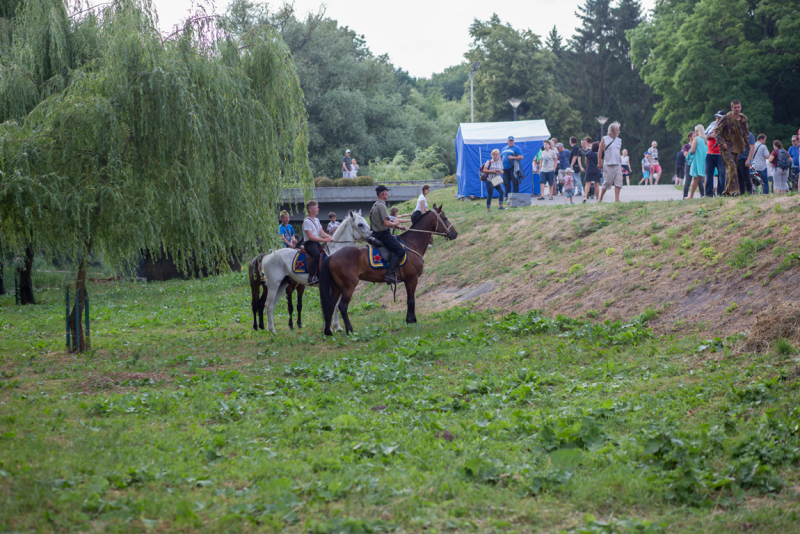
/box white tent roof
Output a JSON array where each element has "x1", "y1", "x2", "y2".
[{"x1": 458, "y1": 119, "x2": 550, "y2": 145}]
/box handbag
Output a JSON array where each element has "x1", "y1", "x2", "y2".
[{"x1": 490, "y1": 175, "x2": 504, "y2": 187}]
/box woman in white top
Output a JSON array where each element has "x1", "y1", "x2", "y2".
[
  {"x1": 349, "y1": 158, "x2": 359, "y2": 178},
  {"x1": 303, "y1": 200, "x2": 332, "y2": 285},
  {"x1": 411, "y1": 184, "x2": 431, "y2": 224}
]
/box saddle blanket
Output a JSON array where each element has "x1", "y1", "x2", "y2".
[
  {"x1": 368, "y1": 243, "x2": 408, "y2": 269},
  {"x1": 291, "y1": 251, "x2": 327, "y2": 274}
]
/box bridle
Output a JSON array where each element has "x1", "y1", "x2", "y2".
[{"x1": 404, "y1": 210, "x2": 455, "y2": 240}]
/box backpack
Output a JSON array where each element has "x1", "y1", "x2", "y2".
[
  {"x1": 479, "y1": 160, "x2": 491, "y2": 181},
  {"x1": 777, "y1": 149, "x2": 791, "y2": 170}
]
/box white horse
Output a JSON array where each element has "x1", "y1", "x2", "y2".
[{"x1": 259, "y1": 210, "x2": 371, "y2": 333}]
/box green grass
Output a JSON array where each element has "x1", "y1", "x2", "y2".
[{"x1": 1, "y1": 273, "x2": 800, "y2": 533}]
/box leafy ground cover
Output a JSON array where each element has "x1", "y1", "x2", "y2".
[{"x1": 1, "y1": 270, "x2": 799, "y2": 533}]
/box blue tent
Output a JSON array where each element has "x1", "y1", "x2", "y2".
[{"x1": 455, "y1": 119, "x2": 550, "y2": 198}]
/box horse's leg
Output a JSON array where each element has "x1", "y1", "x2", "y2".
[
  {"x1": 405, "y1": 276, "x2": 419, "y2": 324},
  {"x1": 250, "y1": 280, "x2": 259, "y2": 331},
  {"x1": 258, "y1": 283, "x2": 268, "y2": 330},
  {"x1": 338, "y1": 284, "x2": 357, "y2": 335},
  {"x1": 266, "y1": 279, "x2": 289, "y2": 334},
  {"x1": 332, "y1": 297, "x2": 343, "y2": 332},
  {"x1": 296, "y1": 284, "x2": 304, "y2": 329},
  {"x1": 286, "y1": 283, "x2": 295, "y2": 330}
]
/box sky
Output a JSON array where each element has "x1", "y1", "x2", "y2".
[{"x1": 151, "y1": 0, "x2": 657, "y2": 78}]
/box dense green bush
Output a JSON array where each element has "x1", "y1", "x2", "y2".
[
  {"x1": 354, "y1": 176, "x2": 375, "y2": 186},
  {"x1": 443, "y1": 174, "x2": 457, "y2": 184},
  {"x1": 336, "y1": 179, "x2": 352, "y2": 187},
  {"x1": 315, "y1": 177, "x2": 335, "y2": 188}
]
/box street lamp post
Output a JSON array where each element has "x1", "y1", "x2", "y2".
[
  {"x1": 469, "y1": 61, "x2": 480, "y2": 123},
  {"x1": 507, "y1": 98, "x2": 522, "y2": 121},
  {"x1": 595, "y1": 116, "x2": 609, "y2": 142}
]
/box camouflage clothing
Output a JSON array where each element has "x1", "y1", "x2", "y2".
[{"x1": 714, "y1": 111, "x2": 750, "y2": 196}]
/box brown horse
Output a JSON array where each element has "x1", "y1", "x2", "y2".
[
  {"x1": 318, "y1": 204, "x2": 457, "y2": 335},
  {"x1": 248, "y1": 253, "x2": 304, "y2": 331}
]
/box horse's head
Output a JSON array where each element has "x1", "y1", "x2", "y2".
[
  {"x1": 347, "y1": 209, "x2": 372, "y2": 240},
  {"x1": 431, "y1": 204, "x2": 458, "y2": 241}
]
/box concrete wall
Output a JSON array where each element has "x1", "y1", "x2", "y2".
[{"x1": 279, "y1": 184, "x2": 447, "y2": 222}]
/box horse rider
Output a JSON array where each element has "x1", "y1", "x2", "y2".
[
  {"x1": 370, "y1": 185, "x2": 406, "y2": 284},
  {"x1": 303, "y1": 200, "x2": 332, "y2": 285}
]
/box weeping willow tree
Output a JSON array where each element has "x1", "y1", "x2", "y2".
[{"x1": 0, "y1": 0, "x2": 312, "y2": 349}]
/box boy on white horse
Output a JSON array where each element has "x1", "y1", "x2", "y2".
[{"x1": 303, "y1": 200, "x2": 332, "y2": 286}]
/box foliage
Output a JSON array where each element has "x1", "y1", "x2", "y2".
[
  {"x1": 443, "y1": 174, "x2": 457, "y2": 184},
  {"x1": 563, "y1": 0, "x2": 671, "y2": 165},
  {"x1": 353, "y1": 176, "x2": 375, "y2": 186},
  {"x1": 727, "y1": 238, "x2": 775, "y2": 268},
  {"x1": 0, "y1": 0, "x2": 311, "y2": 275},
  {"x1": 629, "y1": 0, "x2": 800, "y2": 141},
  {"x1": 222, "y1": 0, "x2": 468, "y2": 177},
  {"x1": 369, "y1": 145, "x2": 448, "y2": 184},
  {"x1": 465, "y1": 15, "x2": 580, "y2": 141}
]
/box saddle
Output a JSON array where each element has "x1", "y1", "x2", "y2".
[
  {"x1": 290, "y1": 246, "x2": 329, "y2": 274},
  {"x1": 367, "y1": 237, "x2": 408, "y2": 269}
]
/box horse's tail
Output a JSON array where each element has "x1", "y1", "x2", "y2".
[{"x1": 319, "y1": 256, "x2": 339, "y2": 335}]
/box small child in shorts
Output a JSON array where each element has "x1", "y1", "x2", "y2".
[{"x1": 563, "y1": 168, "x2": 575, "y2": 204}]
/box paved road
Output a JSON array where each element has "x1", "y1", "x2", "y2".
[{"x1": 497, "y1": 184, "x2": 685, "y2": 206}]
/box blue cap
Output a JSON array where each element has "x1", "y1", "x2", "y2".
[
  {"x1": 508, "y1": 136, "x2": 514, "y2": 141},
  {"x1": 644, "y1": 150, "x2": 650, "y2": 155}
]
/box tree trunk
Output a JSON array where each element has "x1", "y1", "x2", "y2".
[
  {"x1": 69, "y1": 253, "x2": 89, "y2": 352},
  {"x1": 19, "y1": 245, "x2": 35, "y2": 305},
  {"x1": 0, "y1": 259, "x2": 5, "y2": 295}
]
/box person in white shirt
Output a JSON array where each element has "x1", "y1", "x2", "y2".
[
  {"x1": 537, "y1": 140, "x2": 558, "y2": 200},
  {"x1": 349, "y1": 158, "x2": 359, "y2": 178},
  {"x1": 751, "y1": 134, "x2": 771, "y2": 194},
  {"x1": 303, "y1": 201, "x2": 332, "y2": 285},
  {"x1": 411, "y1": 184, "x2": 430, "y2": 224},
  {"x1": 598, "y1": 122, "x2": 623, "y2": 202}
]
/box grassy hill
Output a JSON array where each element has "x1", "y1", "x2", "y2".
[
  {"x1": 365, "y1": 189, "x2": 800, "y2": 338},
  {"x1": 1, "y1": 192, "x2": 800, "y2": 533}
]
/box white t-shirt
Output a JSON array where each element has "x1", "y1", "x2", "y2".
[
  {"x1": 620, "y1": 155, "x2": 630, "y2": 166},
  {"x1": 540, "y1": 150, "x2": 557, "y2": 173},
  {"x1": 350, "y1": 164, "x2": 359, "y2": 178},
  {"x1": 414, "y1": 194, "x2": 427, "y2": 213},
  {"x1": 303, "y1": 217, "x2": 322, "y2": 238},
  {"x1": 602, "y1": 135, "x2": 622, "y2": 165},
  {"x1": 752, "y1": 143, "x2": 769, "y2": 172}
]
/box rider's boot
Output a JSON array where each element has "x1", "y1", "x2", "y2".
[{"x1": 383, "y1": 255, "x2": 402, "y2": 284}]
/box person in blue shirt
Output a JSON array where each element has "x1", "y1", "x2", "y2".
[
  {"x1": 789, "y1": 135, "x2": 799, "y2": 191},
  {"x1": 737, "y1": 131, "x2": 756, "y2": 194},
  {"x1": 279, "y1": 210, "x2": 297, "y2": 248},
  {"x1": 500, "y1": 136, "x2": 523, "y2": 201}
]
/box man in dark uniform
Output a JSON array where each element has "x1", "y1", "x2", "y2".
[{"x1": 370, "y1": 185, "x2": 406, "y2": 284}]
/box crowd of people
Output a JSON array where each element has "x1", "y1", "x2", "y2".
[
  {"x1": 483, "y1": 121, "x2": 627, "y2": 211},
  {"x1": 482, "y1": 100, "x2": 798, "y2": 210},
  {"x1": 678, "y1": 103, "x2": 799, "y2": 198}
]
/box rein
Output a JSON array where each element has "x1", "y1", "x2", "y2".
[{"x1": 403, "y1": 210, "x2": 454, "y2": 238}]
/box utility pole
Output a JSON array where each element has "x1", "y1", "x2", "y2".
[{"x1": 469, "y1": 61, "x2": 480, "y2": 123}]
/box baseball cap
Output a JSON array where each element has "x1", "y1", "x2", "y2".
[
  {"x1": 644, "y1": 150, "x2": 650, "y2": 155},
  {"x1": 345, "y1": 149, "x2": 351, "y2": 153},
  {"x1": 714, "y1": 110, "x2": 725, "y2": 118},
  {"x1": 375, "y1": 185, "x2": 389, "y2": 195},
  {"x1": 508, "y1": 136, "x2": 514, "y2": 141}
]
